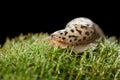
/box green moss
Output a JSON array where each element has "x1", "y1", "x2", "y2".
[{"x1": 0, "y1": 33, "x2": 120, "y2": 80}]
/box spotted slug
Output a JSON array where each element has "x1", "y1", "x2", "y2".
[{"x1": 46, "y1": 17, "x2": 104, "y2": 53}]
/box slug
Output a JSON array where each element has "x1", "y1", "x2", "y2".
[{"x1": 43, "y1": 17, "x2": 104, "y2": 53}]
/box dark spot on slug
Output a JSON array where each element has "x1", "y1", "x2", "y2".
[
  {"x1": 75, "y1": 26, "x2": 77, "y2": 29},
  {"x1": 85, "y1": 31, "x2": 90, "y2": 36},
  {"x1": 78, "y1": 39, "x2": 81, "y2": 42},
  {"x1": 83, "y1": 36, "x2": 86, "y2": 40},
  {"x1": 94, "y1": 31, "x2": 96, "y2": 34},
  {"x1": 70, "y1": 39, "x2": 72, "y2": 42},
  {"x1": 68, "y1": 35, "x2": 78, "y2": 38},
  {"x1": 64, "y1": 31, "x2": 68, "y2": 36},
  {"x1": 81, "y1": 25, "x2": 85, "y2": 28},
  {"x1": 60, "y1": 33, "x2": 63, "y2": 35},
  {"x1": 87, "y1": 24, "x2": 89, "y2": 26},
  {"x1": 70, "y1": 29, "x2": 74, "y2": 33},
  {"x1": 76, "y1": 43, "x2": 79, "y2": 45},
  {"x1": 62, "y1": 37, "x2": 66, "y2": 40},
  {"x1": 76, "y1": 29, "x2": 82, "y2": 35},
  {"x1": 59, "y1": 37, "x2": 61, "y2": 38},
  {"x1": 81, "y1": 25, "x2": 87, "y2": 29},
  {"x1": 90, "y1": 31, "x2": 93, "y2": 33},
  {"x1": 74, "y1": 38, "x2": 77, "y2": 41}
]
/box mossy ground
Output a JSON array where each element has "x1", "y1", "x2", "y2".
[{"x1": 0, "y1": 33, "x2": 120, "y2": 80}]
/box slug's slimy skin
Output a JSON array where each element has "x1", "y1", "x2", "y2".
[{"x1": 47, "y1": 17, "x2": 104, "y2": 53}]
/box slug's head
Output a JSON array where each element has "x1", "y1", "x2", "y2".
[{"x1": 50, "y1": 29, "x2": 68, "y2": 44}]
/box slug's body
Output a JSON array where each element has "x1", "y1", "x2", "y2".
[{"x1": 46, "y1": 17, "x2": 104, "y2": 53}]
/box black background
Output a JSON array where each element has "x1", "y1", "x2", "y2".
[{"x1": 1, "y1": 1, "x2": 120, "y2": 45}]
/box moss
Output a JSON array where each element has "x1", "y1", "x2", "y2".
[{"x1": 0, "y1": 33, "x2": 120, "y2": 80}]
